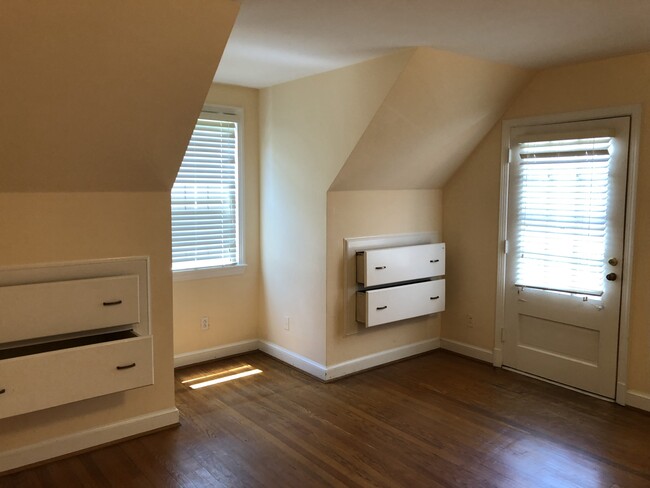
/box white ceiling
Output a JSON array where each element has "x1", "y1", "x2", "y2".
[{"x1": 215, "y1": 0, "x2": 650, "y2": 88}]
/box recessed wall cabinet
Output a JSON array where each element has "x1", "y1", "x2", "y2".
[
  {"x1": 356, "y1": 243, "x2": 445, "y2": 327},
  {"x1": 0, "y1": 257, "x2": 153, "y2": 420}
]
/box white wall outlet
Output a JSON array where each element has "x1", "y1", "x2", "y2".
[
  {"x1": 201, "y1": 316, "x2": 209, "y2": 330},
  {"x1": 467, "y1": 314, "x2": 474, "y2": 328},
  {"x1": 284, "y1": 316, "x2": 290, "y2": 331}
]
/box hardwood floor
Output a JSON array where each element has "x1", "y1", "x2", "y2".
[{"x1": 2, "y1": 350, "x2": 650, "y2": 487}]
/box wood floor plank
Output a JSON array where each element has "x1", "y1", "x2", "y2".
[{"x1": 2, "y1": 350, "x2": 650, "y2": 487}]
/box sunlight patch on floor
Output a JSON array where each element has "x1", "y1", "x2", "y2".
[{"x1": 182, "y1": 364, "x2": 263, "y2": 389}]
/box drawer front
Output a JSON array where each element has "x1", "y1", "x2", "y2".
[
  {"x1": 359, "y1": 243, "x2": 445, "y2": 287},
  {"x1": 0, "y1": 275, "x2": 140, "y2": 344},
  {"x1": 0, "y1": 335, "x2": 153, "y2": 419},
  {"x1": 358, "y1": 279, "x2": 445, "y2": 327}
]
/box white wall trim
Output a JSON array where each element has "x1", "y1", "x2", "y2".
[
  {"x1": 174, "y1": 340, "x2": 259, "y2": 368},
  {"x1": 325, "y1": 338, "x2": 440, "y2": 381},
  {"x1": 626, "y1": 390, "x2": 650, "y2": 413},
  {"x1": 440, "y1": 339, "x2": 493, "y2": 363},
  {"x1": 258, "y1": 340, "x2": 328, "y2": 380},
  {"x1": 0, "y1": 407, "x2": 179, "y2": 474}
]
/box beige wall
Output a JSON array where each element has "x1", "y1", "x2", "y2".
[
  {"x1": 326, "y1": 190, "x2": 442, "y2": 365},
  {"x1": 332, "y1": 48, "x2": 531, "y2": 191},
  {"x1": 0, "y1": 193, "x2": 174, "y2": 449},
  {"x1": 259, "y1": 51, "x2": 411, "y2": 364},
  {"x1": 0, "y1": 0, "x2": 238, "y2": 465},
  {"x1": 443, "y1": 51, "x2": 650, "y2": 394},
  {"x1": 0, "y1": 1, "x2": 238, "y2": 193},
  {"x1": 173, "y1": 84, "x2": 261, "y2": 355}
]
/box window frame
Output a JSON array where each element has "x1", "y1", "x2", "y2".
[{"x1": 172, "y1": 105, "x2": 246, "y2": 282}]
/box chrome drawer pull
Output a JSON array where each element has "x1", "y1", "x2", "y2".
[
  {"x1": 0, "y1": 388, "x2": 5, "y2": 395},
  {"x1": 430, "y1": 259, "x2": 440, "y2": 263},
  {"x1": 376, "y1": 306, "x2": 388, "y2": 310},
  {"x1": 375, "y1": 266, "x2": 386, "y2": 270},
  {"x1": 430, "y1": 296, "x2": 440, "y2": 300},
  {"x1": 116, "y1": 363, "x2": 136, "y2": 370},
  {"x1": 103, "y1": 300, "x2": 123, "y2": 307}
]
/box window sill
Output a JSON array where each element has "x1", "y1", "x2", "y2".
[{"x1": 173, "y1": 264, "x2": 247, "y2": 282}]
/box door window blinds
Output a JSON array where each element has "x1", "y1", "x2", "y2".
[
  {"x1": 171, "y1": 112, "x2": 239, "y2": 271},
  {"x1": 513, "y1": 135, "x2": 612, "y2": 296}
]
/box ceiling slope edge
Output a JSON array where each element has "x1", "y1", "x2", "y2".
[
  {"x1": 329, "y1": 47, "x2": 534, "y2": 191},
  {"x1": 0, "y1": 0, "x2": 239, "y2": 192}
]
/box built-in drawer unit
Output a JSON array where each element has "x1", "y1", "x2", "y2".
[
  {"x1": 355, "y1": 241, "x2": 445, "y2": 328},
  {"x1": 0, "y1": 275, "x2": 140, "y2": 345},
  {"x1": 0, "y1": 257, "x2": 152, "y2": 419},
  {"x1": 356, "y1": 279, "x2": 445, "y2": 327},
  {"x1": 356, "y1": 243, "x2": 445, "y2": 287},
  {"x1": 0, "y1": 333, "x2": 153, "y2": 420}
]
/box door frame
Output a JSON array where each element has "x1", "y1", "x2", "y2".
[{"x1": 494, "y1": 106, "x2": 641, "y2": 405}]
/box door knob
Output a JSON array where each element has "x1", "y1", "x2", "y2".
[
  {"x1": 606, "y1": 272, "x2": 617, "y2": 281},
  {"x1": 608, "y1": 257, "x2": 619, "y2": 266}
]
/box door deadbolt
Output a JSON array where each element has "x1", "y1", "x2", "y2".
[
  {"x1": 606, "y1": 272, "x2": 617, "y2": 281},
  {"x1": 608, "y1": 257, "x2": 619, "y2": 266}
]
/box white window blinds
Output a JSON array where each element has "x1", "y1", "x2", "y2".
[
  {"x1": 171, "y1": 111, "x2": 240, "y2": 271},
  {"x1": 513, "y1": 135, "x2": 612, "y2": 296}
]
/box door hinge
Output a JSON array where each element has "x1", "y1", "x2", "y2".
[
  {"x1": 501, "y1": 328, "x2": 506, "y2": 343},
  {"x1": 504, "y1": 240, "x2": 509, "y2": 255}
]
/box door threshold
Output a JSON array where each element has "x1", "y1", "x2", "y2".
[{"x1": 502, "y1": 366, "x2": 615, "y2": 403}]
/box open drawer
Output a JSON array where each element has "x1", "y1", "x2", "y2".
[
  {"x1": 0, "y1": 334, "x2": 153, "y2": 419},
  {"x1": 356, "y1": 279, "x2": 445, "y2": 327}
]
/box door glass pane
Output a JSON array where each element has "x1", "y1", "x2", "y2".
[{"x1": 514, "y1": 136, "x2": 611, "y2": 296}]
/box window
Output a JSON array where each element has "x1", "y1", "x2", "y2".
[
  {"x1": 512, "y1": 133, "x2": 613, "y2": 296},
  {"x1": 171, "y1": 107, "x2": 244, "y2": 278}
]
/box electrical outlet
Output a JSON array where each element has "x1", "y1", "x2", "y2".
[
  {"x1": 284, "y1": 316, "x2": 290, "y2": 331},
  {"x1": 467, "y1": 314, "x2": 474, "y2": 328},
  {"x1": 201, "y1": 316, "x2": 209, "y2": 330}
]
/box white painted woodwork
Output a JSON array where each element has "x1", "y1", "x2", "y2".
[
  {"x1": 343, "y1": 233, "x2": 439, "y2": 336},
  {"x1": 357, "y1": 279, "x2": 445, "y2": 327},
  {"x1": 0, "y1": 275, "x2": 140, "y2": 344},
  {"x1": 0, "y1": 257, "x2": 153, "y2": 419},
  {"x1": 0, "y1": 335, "x2": 153, "y2": 420},
  {"x1": 356, "y1": 243, "x2": 445, "y2": 287},
  {"x1": 503, "y1": 117, "x2": 630, "y2": 399}
]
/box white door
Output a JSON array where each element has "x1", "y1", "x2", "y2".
[{"x1": 503, "y1": 117, "x2": 630, "y2": 399}]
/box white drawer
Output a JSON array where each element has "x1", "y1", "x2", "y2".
[
  {"x1": 356, "y1": 243, "x2": 445, "y2": 287},
  {"x1": 356, "y1": 279, "x2": 445, "y2": 327},
  {"x1": 0, "y1": 275, "x2": 140, "y2": 344},
  {"x1": 0, "y1": 335, "x2": 153, "y2": 419}
]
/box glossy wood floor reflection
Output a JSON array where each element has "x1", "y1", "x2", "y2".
[{"x1": 3, "y1": 350, "x2": 650, "y2": 487}]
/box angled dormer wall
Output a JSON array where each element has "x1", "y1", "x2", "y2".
[
  {"x1": 327, "y1": 48, "x2": 531, "y2": 366},
  {"x1": 259, "y1": 51, "x2": 412, "y2": 365},
  {"x1": 0, "y1": 0, "x2": 238, "y2": 470},
  {"x1": 260, "y1": 47, "x2": 531, "y2": 369}
]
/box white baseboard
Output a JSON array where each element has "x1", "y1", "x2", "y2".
[
  {"x1": 440, "y1": 338, "x2": 494, "y2": 363},
  {"x1": 325, "y1": 338, "x2": 441, "y2": 381},
  {"x1": 0, "y1": 407, "x2": 179, "y2": 474},
  {"x1": 258, "y1": 340, "x2": 328, "y2": 380},
  {"x1": 626, "y1": 389, "x2": 650, "y2": 413},
  {"x1": 174, "y1": 340, "x2": 259, "y2": 368}
]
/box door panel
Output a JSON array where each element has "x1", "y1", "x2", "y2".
[{"x1": 503, "y1": 117, "x2": 630, "y2": 399}]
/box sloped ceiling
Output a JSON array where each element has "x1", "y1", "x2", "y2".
[
  {"x1": 0, "y1": 0, "x2": 239, "y2": 192},
  {"x1": 330, "y1": 48, "x2": 532, "y2": 191}
]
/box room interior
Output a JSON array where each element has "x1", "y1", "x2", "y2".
[{"x1": 2, "y1": 0, "x2": 650, "y2": 475}]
